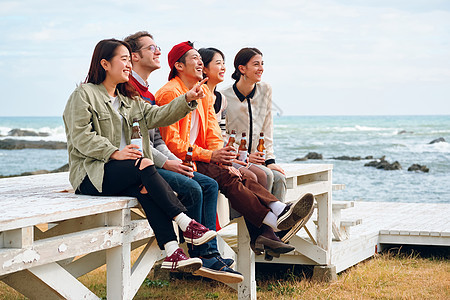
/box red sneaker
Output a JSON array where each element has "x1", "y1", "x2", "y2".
[
  {"x1": 183, "y1": 220, "x2": 217, "y2": 246},
  {"x1": 161, "y1": 248, "x2": 202, "y2": 273}
]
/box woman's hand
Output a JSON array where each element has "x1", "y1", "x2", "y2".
[
  {"x1": 267, "y1": 163, "x2": 285, "y2": 175},
  {"x1": 110, "y1": 144, "x2": 143, "y2": 161},
  {"x1": 185, "y1": 78, "x2": 209, "y2": 102},
  {"x1": 248, "y1": 152, "x2": 265, "y2": 165}
]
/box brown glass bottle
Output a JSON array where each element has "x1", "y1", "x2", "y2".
[
  {"x1": 183, "y1": 146, "x2": 194, "y2": 168},
  {"x1": 257, "y1": 132, "x2": 266, "y2": 159},
  {"x1": 226, "y1": 130, "x2": 236, "y2": 147},
  {"x1": 238, "y1": 132, "x2": 248, "y2": 161},
  {"x1": 130, "y1": 118, "x2": 143, "y2": 156}
]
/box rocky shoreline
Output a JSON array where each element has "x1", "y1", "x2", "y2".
[
  {"x1": 0, "y1": 138, "x2": 67, "y2": 150},
  {"x1": 294, "y1": 152, "x2": 429, "y2": 172},
  {"x1": 291, "y1": 137, "x2": 446, "y2": 173},
  {"x1": 0, "y1": 128, "x2": 67, "y2": 150}
]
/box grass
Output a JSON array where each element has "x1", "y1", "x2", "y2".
[{"x1": 1, "y1": 245, "x2": 449, "y2": 299}]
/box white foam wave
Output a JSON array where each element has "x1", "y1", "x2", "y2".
[
  {"x1": 0, "y1": 126, "x2": 66, "y2": 142},
  {"x1": 392, "y1": 141, "x2": 450, "y2": 154},
  {"x1": 331, "y1": 125, "x2": 394, "y2": 132}
]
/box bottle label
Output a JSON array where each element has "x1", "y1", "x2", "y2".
[
  {"x1": 130, "y1": 138, "x2": 143, "y2": 156},
  {"x1": 261, "y1": 150, "x2": 266, "y2": 159},
  {"x1": 187, "y1": 151, "x2": 193, "y2": 156},
  {"x1": 238, "y1": 150, "x2": 248, "y2": 162}
]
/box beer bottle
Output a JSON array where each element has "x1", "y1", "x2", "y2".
[
  {"x1": 238, "y1": 132, "x2": 248, "y2": 162},
  {"x1": 226, "y1": 130, "x2": 236, "y2": 151},
  {"x1": 183, "y1": 146, "x2": 194, "y2": 168},
  {"x1": 257, "y1": 132, "x2": 266, "y2": 159},
  {"x1": 131, "y1": 118, "x2": 143, "y2": 156}
]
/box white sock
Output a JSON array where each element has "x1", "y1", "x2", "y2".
[
  {"x1": 262, "y1": 211, "x2": 279, "y2": 231},
  {"x1": 268, "y1": 201, "x2": 287, "y2": 217},
  {"x1": 174, "y1": 213, "x2": 192, "y2": 232},
  {"x1": 164, "y1": 240, "x2": 179, "y2": 257}
]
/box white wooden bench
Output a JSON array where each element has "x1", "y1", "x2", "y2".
[
  {"x1": 1, "y1": 163, "x2": 337, "y2": 300},
  {"x1": 0, "y1": 172, "x2": 163, "y2": 299}
]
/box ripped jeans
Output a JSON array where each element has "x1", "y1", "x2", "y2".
[{"x1": 77, "y1": 159, "x2": 186, "y2": 250}]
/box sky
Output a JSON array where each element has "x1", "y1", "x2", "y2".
[{"x1": 0, "y1": 0, "x2": 449, "y2": 116}]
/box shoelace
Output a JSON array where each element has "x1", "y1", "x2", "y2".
[
  {"x1": 186, "y1": 222, "x2": 207, "y2": 245},
  {"x1": 170, "y1": 249, "x2": 181, "y2": 271}
]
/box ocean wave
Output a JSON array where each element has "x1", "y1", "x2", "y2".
[
  {"x1": 330, "y1": 125, "x2": 395, "y2": 132},
  {"x1": 0, "y1": 126, "x2": 66, "y2": 142},
  {"x1": 390, "y1": 141, "x2": 450, "y2": 154}
]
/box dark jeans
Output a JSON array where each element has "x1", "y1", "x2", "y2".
[
  {"x1": 196, "y1": 162, "x2": 278, "y2": 227},
  {"x1": 157, "y1": 168, "x2": 219, "y2": 257},
  {"x1": 77, "y1": 160, "x2": 186, "y2": 250}
]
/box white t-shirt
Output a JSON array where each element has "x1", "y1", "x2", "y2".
[{"x1": 190, "y1": 110, "x2": 199, "y2": 145}]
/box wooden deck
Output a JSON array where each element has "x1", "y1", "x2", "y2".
[
  {"x1": 2, "y1": 165, "x2": 448, "y2": 299},
  {"x1": 219, "y1": 200, "x2": 450, "y2": 274}
]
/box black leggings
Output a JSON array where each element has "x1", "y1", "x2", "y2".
[{"x1": 78, "y1": 159, "x2": 187, "y2": 249}]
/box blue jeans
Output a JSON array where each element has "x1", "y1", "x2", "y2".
[{"x1": 157, "y1": 168, "x2": 219, "y2": 257}]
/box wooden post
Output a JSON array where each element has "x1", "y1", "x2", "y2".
[
  {"x1": 236, "y1": 218, "x2": 256, "y2": 300},
  {"x1": 106, "y1": 209, "x2": 131, "y2": 300},
  {"x1": 315, "y1": 169, "x2": 332, "y2": 265}
]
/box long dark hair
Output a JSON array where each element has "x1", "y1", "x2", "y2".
[
  {"x1": 198, "y1": 47, "x2": 225, "y2": 79},
  {"x1": 231, "y1": 47, "x2": 262, "y2": 81},
  {"x1": 85, "y1": 39, "x2": 138, "y2": 98}
]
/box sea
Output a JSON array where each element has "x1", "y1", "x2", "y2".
[{"x1": 0, "y1": 115, "x2": 449, "y2": 204}]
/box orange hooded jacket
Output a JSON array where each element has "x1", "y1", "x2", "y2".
[{"x1": 155, "y1": 76, "x2": 224, "y2": 168}]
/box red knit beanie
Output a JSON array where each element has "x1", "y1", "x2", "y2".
[{"x1": 168, "y1": 41, "x2": 193, "y2": 80}]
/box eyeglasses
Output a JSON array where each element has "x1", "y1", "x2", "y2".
[{"x1": 139, "y1": 44, "x2": 161, "y2": 53}]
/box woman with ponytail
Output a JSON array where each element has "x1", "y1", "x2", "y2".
[{"x1": 222, "y1": 47, "x2": 287, "y2": 203}]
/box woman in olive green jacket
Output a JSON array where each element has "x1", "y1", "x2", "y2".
[{"x1": 63, "y1": 39, "x2": 213, "y2": 272}]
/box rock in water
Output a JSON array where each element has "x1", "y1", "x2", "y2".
[
  {"x1": 429, "y1": 137, "x2": 445, "y2": 144},
  {"x1": 408, "y1": 164, "x2": 429, "y2": 172},
  {"x1": 364, "y1": 156, "x2": 402, "y2": 170},
  {"x1": 52, "y1": 163, "x2": 69, "y2": 173},
  {"x1": 305, "y1": 152, "x2": 323, "y2": 159},
  {"x1": 332, "y1": 156, "x2": 362, "y2": 161},
  {"x1": 293, "y1": 157, "x2": 308, "y2": 161},
  {"x1": 293, "y1": 152, "x2": 323, "y2": 161},
  {"x1": 8, "y1": 128, "x2": 49, "y2": 137}
]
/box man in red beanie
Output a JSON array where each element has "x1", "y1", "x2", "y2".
[
  {"x1": 124, "y1": 33, "x2": 243, "y2": 284},
  {"x1": 155, "y1": 41, "x2": 315, "y2": 259}
]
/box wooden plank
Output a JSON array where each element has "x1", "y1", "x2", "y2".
[
  {"x1": 0, "y1": 194, "x2": 138, "y2": 232},
  {"x1": 280, "y1": 164, "x2": 333, "y2": 178},
  {"x1": 28, "y1": 262, "x2": 99, "y2": 299},
  {"x1": 285, "y1": 181, "x2": 331, "y2": 202},
  {"x1": 1, "y1": 269, "x2": 65, "y2": 299},
  {"x1": 287, "y1": 236, "x2": 327, "y2": 264},
  {"x1": 0, "y1": 225, "x2": 127, "y2": 276},
  {"x1": 332, "y1": 184, "x2": 346, "y2": 191},
  {"x1": 2, "y1": 227, "x2": 34, "y2": 248}
]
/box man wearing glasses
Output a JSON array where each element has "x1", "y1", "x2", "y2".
[{"x1": 123, "y1": 31, "x2": 243, "y2": 284}]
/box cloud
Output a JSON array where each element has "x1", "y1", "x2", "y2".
[{"x1": 0, "y1": 0, "x2": 449, "y2": 116}]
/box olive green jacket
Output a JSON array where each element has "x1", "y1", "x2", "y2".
[{"x1": 63, "y1": 83, "x2": 197, "y2": 192}]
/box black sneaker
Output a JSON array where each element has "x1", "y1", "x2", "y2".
[
  {"x1": 276, "y1": 193, "x2": 315, "y2": 231},
  {"x1": 192, "y1": 256, "x2": 244, "y2": 284}
]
